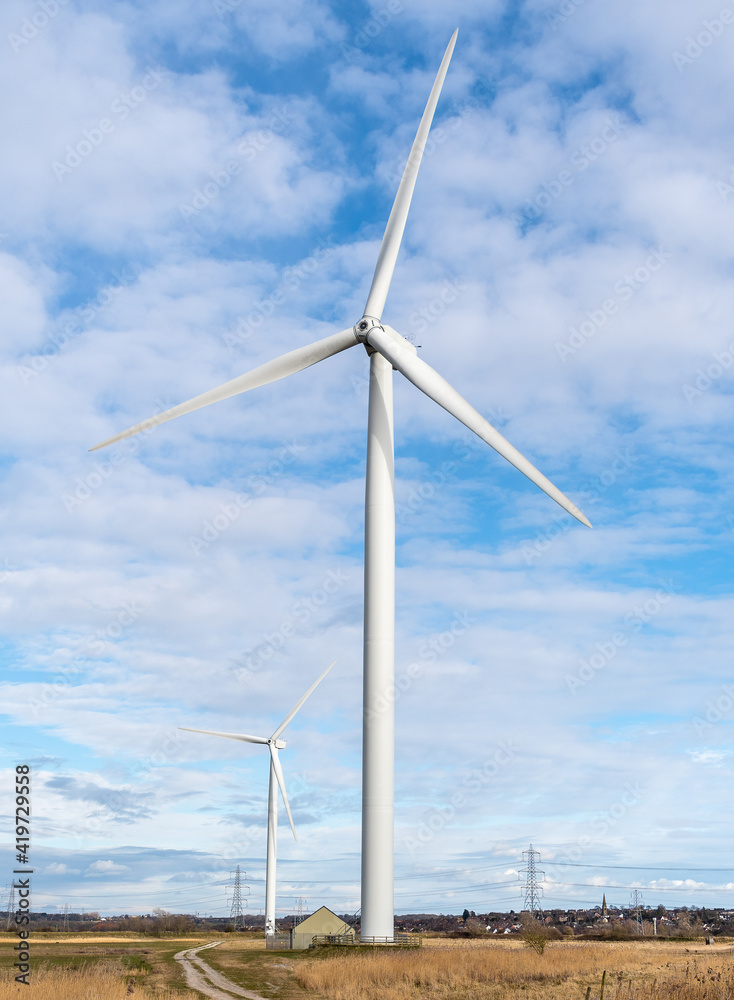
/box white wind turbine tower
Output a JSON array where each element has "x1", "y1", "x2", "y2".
[
  {"x1": 180, "y1": 661, "x2": 334, "y2": 936},
  {"x1": 91, "y1": 29, "x2": 591, "y2": 941}
]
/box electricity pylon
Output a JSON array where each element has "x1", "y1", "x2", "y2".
[
  {"x1": 294, "y1": 897, "x2": 307, "y2": 927},
  {"x1": 520, "y1": 844, "x2": 544, "y2": 918},
  {"x1": 4, "y1": 885, "x2": 15, "y2": 929},
  {"x1": 630, "y1": 890, "x2": 643, "y2": 934},
  {"x1": 228, "y1": 866, "x2": 249, "y2": 930}
]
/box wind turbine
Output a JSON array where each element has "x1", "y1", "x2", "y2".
[
  {"x1": 90, "y1": 29, "x2": 591, "y2": 941},
  {"x1": 180, "y1": 660, "x2": 335, "y2": 936}
]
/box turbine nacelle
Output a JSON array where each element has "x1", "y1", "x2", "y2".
[{"x1": 269, "y1": 738, "x2": 287, "y2": 750}]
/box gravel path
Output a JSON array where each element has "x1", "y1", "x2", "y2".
[{"x1": 174, "y1": 941, "x2": 268, "y2": 1000}]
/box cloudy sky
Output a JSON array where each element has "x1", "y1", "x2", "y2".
[{"x1": 2, "y1": 0, "x2": 734, "y2": 922}]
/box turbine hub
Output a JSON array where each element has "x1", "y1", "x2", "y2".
[
  {"x1": 354, "y1": 315, "x2": 383, "y2": 343},
  {"x1": 269, "y1": 738, "x2": 287, "y2": 750}
]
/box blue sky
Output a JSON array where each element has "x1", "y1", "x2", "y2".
[{"x1": 2, "y1": 0, "x2": 734, "y2": 921}]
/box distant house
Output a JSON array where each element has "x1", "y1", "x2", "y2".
[{"x1": 267, "y1": 906, "x2": 356, "y2": 950}]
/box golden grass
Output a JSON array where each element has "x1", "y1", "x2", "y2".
[
  {"x1": 204, "y1": 936, "x2": 266, "y2": 952},
  {"x1": 294, "y1": 939, "x2": 734, "y2": 1000},
  {"x1": 0, "y1": 959, "x2": 198, "y2": 1000},
  {"x1": 15, "y1": 930, "x2": 216, "y2": 944}
]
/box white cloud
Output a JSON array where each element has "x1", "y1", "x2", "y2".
[
  {"x1": 85, "y1": 860, "x2": 132, "y2": 875},
  {"x1": 1, "y1": 0, "x2": 734, "y2": 917},
  {"x1": 44, "y1": 862, "x2": 80, "y2": 874}
]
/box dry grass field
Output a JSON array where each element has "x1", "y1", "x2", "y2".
[
  {"x1": 1, "y1": 932, "x2": 732, "y2": 999},
  {"x1": 0, "y1": 933, "x2": 210, "y2": 998},
  {"x1": 293, "y1": 938, "x2": 734, "y2": 1000},
  {"x1": 0, "y1": 959, "x2": 197, "y2": 1000}
]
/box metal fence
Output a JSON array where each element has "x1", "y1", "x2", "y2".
[
  {"x1": 312, "y1": 933, "x2": 422, "y2": 948},
  {"x1": 267, "y1": 931, "x2": 423, "y2": 949},
  {"x1": 265, "y1": 933, "x2": 291, "y2": 950}
]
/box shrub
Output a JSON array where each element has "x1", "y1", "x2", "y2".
[{"x1": 520, "y1": 919, "x2": 550, "y2": 954}]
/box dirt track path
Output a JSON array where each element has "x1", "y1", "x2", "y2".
[{"x1": 174, "y1": 942, "x2": 267, "y2": 1000}]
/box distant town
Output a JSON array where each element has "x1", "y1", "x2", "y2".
[{"x1": 9, "y1": 902, "x2": 734, "y2": 937}]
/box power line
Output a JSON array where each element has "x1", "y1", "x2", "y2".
[
  {"x1": 35, "y1": 859, "x2": 734, "y2": 901},
  {"x1": 546, "y1": 861, "x2": 734, "y2": 872}
]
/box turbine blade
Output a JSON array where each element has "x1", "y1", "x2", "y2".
[
  {"x1": 367, "y1": 325, "x2": 592, "y2": 528},
  {"x1": 271, "y1": 660, "x2": 336, "y2": 740},
  {"x1": 270, "y1": 745, "x2": 297, "y2": 841},
  {"x1": 363, "y1": 30, "x2": 458, "y2": 321},
  {"x1": 178, "y1": 727, "x2": 270, "y2": 745},
  {"x1": 90, "y1": 327, "x2": 359, "y2": 451}
]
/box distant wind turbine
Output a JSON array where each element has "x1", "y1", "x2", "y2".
[
  {"x1": 91, "y1": 29, "x2": 590, "y2": 941},
  {"x1": 180, "y1": 661, "x2": 334, "y2": 935}
]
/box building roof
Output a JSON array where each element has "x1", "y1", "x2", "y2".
[{"x1": 294, "y1": 906, "x2": 353, "y2": 936}]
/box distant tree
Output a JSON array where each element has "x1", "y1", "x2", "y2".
[
  {"x1": 462, "y1": 909, "x2": 470, "y2": 923},
  {"x1": 520, "y1": 916, "x2": 550, "y2": 954}
]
